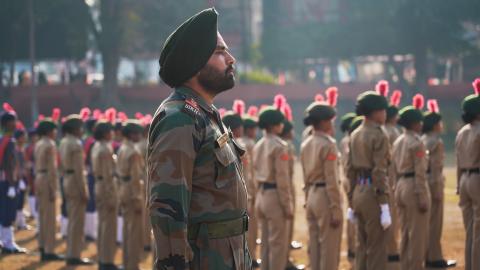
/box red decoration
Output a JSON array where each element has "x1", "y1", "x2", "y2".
[
  {"x1": 390, "y1": 90, "x2": 402, "y2": 107},
  {"x1": 117, "y1": 112, "x2": 128, "y2": 122},
  {"x1": 315, "y1": 94, "x2": 324, "y2": 102},
  {"x1": 273, "y1": 94, "x2": 287, "y2": 110},
  {"x1": 326, "y1": 87, "x2": 339, "y2": 107},
  {"x1": 218, "y1": 108, "x2": 227, "y2": 118},
  {"x1": 79, "y1": 107, "x2": 91, "y2": 121},
  {"x1": 51, "y1": 108, "x2": 61, "y2": 122},
  {"x1": 105, "y1": 108, "x2": 117, "y2": 124},
  {"x1": 412, "y1": 94, "x2": 425, "y2": 110},
  {"x1": 233, "y1": 99, "x2": 246, "y2": 116},
  {"x1": 375, "y1": 80, "x2": 389, "y2": 97},
  {"x1": 427, "y1": 99, "x2": 440, "y2": 113},
  {"x1": 247, "y1": 106, "x2": 258, "y2": 117},
  {"x1": 93, "y1": 109, "x2": 102, "y2": 120},
  {"x1": 2, "y1": 103, "x2": 16, "y2": 114},
  {"x1": 473, "y1": 78, "x2": 480, "y2": 95},
  {"x1": 283, "y1": 103, "x2": 293, "y2": 121}
]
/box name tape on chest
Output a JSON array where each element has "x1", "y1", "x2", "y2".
[{"x1": 183, "y1": 98, "x2": 201, "y2": 116}]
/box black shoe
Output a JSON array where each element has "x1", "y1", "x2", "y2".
[
  {"x1": 290, "y1": 240, "x2": 303, "y2": 250},
  {"x1": 252, "y1": 259, "x2": 261, "y2": 268},
  {"x1": 2, "y1": 246, "x2": 28, "y2": 254},
  {"x1": 17, "y1": 224, "x2": 33, "y2": 231},
  {"x1": 100, "y1": 263, "x2": 122, "y2": 270},
  {"x1": 144, "y1": 245, "x2": 152, "y2": 252},
  {"x1": 85, "y1": 235, "x2": 96, "y2": 242},
  {"x1": 347, "y1": 250, "x2": 355, "y2": 259},
  {"x1": 388, "y1": 254, "x2": 400, "y2": 262},
  {"x1": 66, "y1": 258, "x2": 94, "y2": 265},
  {"x1": 426, "y1": 259, "x2": 457, "y2": 268},
  {"x1": 41, "y1": 253, "x2": 65, "y2": 261}
]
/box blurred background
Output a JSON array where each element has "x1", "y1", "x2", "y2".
[{"x1": 1, "y1": 0, "x2": 480, "y2": 155}]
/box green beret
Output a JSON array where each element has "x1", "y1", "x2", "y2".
[
  {"x1": 62, "y1": 114, "x2": 83, "y2": 133},
  {"x1": 303, "y1": 102, "x2": 336, "y2": 126},
  {"x1": 37, "y1": 119, "x2": 57, "y2": 136},
  {"x1": 281, "y1": 120, "x2": 293, "y2": 137},
  {"x1": 387, "y1": 106, "x2": 399, "y2": 120},
  {"x1": 243, "y1": 116, "x2": 258, "y2": 129},
  {"x1": 349, "y1": 116, "x2": 364, "y2": 134},
  {"x1": 462, "y1": 94, "x2": 480, "y2": 116},
  {"x1": 159, "y1": 8, "x2": 218, "y2": 88},
  {"x1": 258, "y1": 106, "x2": 285, "y2": 129},
  {"x1": 222, "y1": 112, "x2": 244, "y2": 130},
  {"x1": 94, "y1": 121, "x2": 114, "y2": 140},
  {"x1": 122, "y1": 120, "x2": 144, "y2": 136},
  {"x1": 398, "y1": 106, "x2": 424, "y2": 128},
  {"x1": 340, "y1": 112, "x2": 356, "y2": 133},
  {"x1": 422, "y1": 112, "x2": 442, "y2": 133},
  {"x1": 355, "y1": 91, "x2": 389, "y2": 116}
]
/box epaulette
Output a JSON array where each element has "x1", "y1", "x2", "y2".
[{"x1": 274, "y1": 136, "x2": 288, "y2": 147}]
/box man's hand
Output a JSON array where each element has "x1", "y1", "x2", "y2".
[
  {"x1": 7, "y1": 186, "x2": 16, "y2": 198},
  {"x1": 380, "y1": 204, "x2": 392, "y2": 230}
]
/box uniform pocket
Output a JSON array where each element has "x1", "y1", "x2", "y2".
[{"x1": 213, "y1": 143, "x2": 240, "y2": 189}]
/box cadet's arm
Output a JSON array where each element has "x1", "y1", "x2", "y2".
[
  {"x1": 274, "y1": 145, "x2": 293, "y2": 218},
  {"x1": 372, "y1": 134, "x2": 389, "y2": 205},
  {"x1": 323, "y1": 144, "x2": 342, "y2": 219}
]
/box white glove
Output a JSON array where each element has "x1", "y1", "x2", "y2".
[
  {"x1": 7, "y1": 186, "x2": 16, "y2": 198},
  {"x1": 347, "y1": 208, "x2": 356, "y2": 224},
  {"x1": 380, "y1": 204, "x2": 392, "y2": 230},
  {"x1": 19, "y1": 179, "x2": 27, "y2": 191}
]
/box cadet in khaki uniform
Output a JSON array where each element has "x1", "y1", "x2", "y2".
[
  {"x1": 92, "y1": 120, "x2": 119, "y2": 270},
  {"x1": 339, "y1": 112, "x2": 356, "y2": 260},
  {"x1": 392, "y1": 95, "x2": 431, "y2": 270},
  {"x1": 254, "y1": 106, "x2": 293, "y2": 270},
  {"x1": 59, "y1": 115, "x2": 92, "y2": 265},
  {"x1": 376, "y1": 81, "x2": 402, "y2": 262},
  {"x1": 456, "y1": 79, "x2": 480, "y2": 270},
  {"x1": 346, "y1": 91, "x2": 392, "y2": 270},
  {"x1": 35, "y1": 120, "x2": 63, "y2": 261},
  {"x1": 301, "y1": 93, "x2": 343, "y2": 270},
  {"x1": 117, "y1": 121, "x2": 145, "y2": 270},
  {"x1": 422, "y1": 100, "x2": 456, "y2": 268}
]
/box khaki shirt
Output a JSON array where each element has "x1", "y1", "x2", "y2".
[
  {"x1": 237, "y1": 136, "x2": 256, "y2": 200},
  {"x1": 34, "y1": 137, "x2": 58, "y2": 196},
  {"x1": 422, "y1": 133, "x2": 445, "y2": 196},
  {"x1": 392, "y1": 130, "x2": 429, "y2": 199},
  {"x1": 301, "y1": 131, "x2": 342, "y2": 215},
  {"x1": 455, "y1": 122, "x2": 480, "y2": 184},
  {"x1": 91, "y1": 140, "x2": 117, "y2": 207},
  {"x1": 117, "y1": 139, "x2": 143, "y2": 209},
  {"x1": 385, "y1": 124, "x2": 401, "y2": 145},
  {"x1": 253, "y1": 133, "x2": 293, "y2": 216},
  {"x1": 346, "y1": 121, "x2": 390, "y2": 205},
  {"x1": 59, "y1": 134, "x2": 88, "y2": 199}
]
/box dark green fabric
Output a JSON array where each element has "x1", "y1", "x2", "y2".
[
  {"x1": 462, "y1": 94, "x2": 480, "y2": 116},
  {"x1": 62, "y1": 114, "x2": 83, "y2": 131},
  {"x1": 258, "y1": 106, "x2": 285, "y2": 129},
  {"x1": 94, "y1": 121, "x2": 114, "y2": 137},
  {"x1": 423, "y1": 112, "x2": 442, "y2": 133},
  {"x1": 37, "y1": 119, "x2": 57, "y2": 136},
  {"x1": 122, "y1": 120, "x2": 144, "y2": 135},
  {"x1": 398, "y1": 106, "x2": 424, "y2": 128},
  {"x1": 242, "y1": 116, "x2": 257, "y2": 129},
  {"x1": 387, "y1": 106, "x2": 399, "y2": 120},
  {"x1": 159, "y1": 8, "x2": 218, "y2": 88},
  {"x1": 281, "y1": 120, "x2": 293, "y2": 137},
  {"x1": 349, "y1": 116, "x2": 364, "y2": 134},
  {"x1": 303, "y1": 102, "x2": 336, "y2": 126},
  {"x1": 355, "y1": 91, "x2": 389, "y2": 116},
  {"x1": 222, "y1": 112, "x2": 243, "y2": 130},
  {"x1": 340, "y1": 112, "x2": 356, "y2": 133}
]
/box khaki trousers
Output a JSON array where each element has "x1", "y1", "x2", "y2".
[
  {"x1": 122, "y1": 202, "x2": 144, "y2": 270},
  {"x1": 35, "y1": 177, "x2": 56, "y2": 253},
  {"x1": 256, "y1": 189, "x2": 288, "y2": 270},
  {"x1": 96, "y1": 193, "x2": 118, "y2": 264},
  {"x1": 352, "y1": 185, "x2": 387, "y2": 270},
  {"x1": 247, "y1": 197, "x2": 258, "y2": 260},
  {"x1": 65, "y1": 196, "x2": 86, "y2": 259},
  {"x1": 395, "y1": 178, "x2": 430, "y2": 270},
  {"x1": 386, "y1": 180, "x2": 399, "y2": 256},
  {"x1": 306, "y1": 186, "x2": 342, "y2": 270},
  {"x1": 459, "y1": 172, "x2": 480, "y2": 270},
  {"x1": 427, "y1": 178, "x2": 444, "y2": 262}
]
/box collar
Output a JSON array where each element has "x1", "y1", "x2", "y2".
[
  {"x1": 175, "y1": 87, "x2": 213, "y2": 113},
  {"x1": 363, "y1": 120, "x2": 381, "y2": 129},
  {"x1": 313, "y1": 130, "x2": 331, "y2": 139},
  {"x1": 405, "y1": 129, "x2": 421, "y2": 138}
]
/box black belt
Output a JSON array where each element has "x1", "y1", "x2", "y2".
[
  {"x1": 37, "y1": 169, "x2": 47, "y2": 173},
  {"x1": 401, "y1": 172, "x2": 415, "y2": 178},
  {"x1": 65, "y1": 169, "x2": 75, "y2": 174},
  {"x1": 96, "y1": 176, "x2": 103, "y2": 180},
  {"x1": 260, "y1": 182, "x2": 276, "y2": 190},
  {"x1": 314, "y1": 182, "x2": 326, "y2": 188},
  {"x1": 120, "y1": 176, "x2": 131, "y2": 182},
  {"x1": 462, "y1": 168, "x2": 480, "y2": 175}
]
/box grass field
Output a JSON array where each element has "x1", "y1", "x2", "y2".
[{"x1": 0, "y1": 166, "x2": 465, "y2": 270}]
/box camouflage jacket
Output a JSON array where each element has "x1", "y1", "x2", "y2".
[{"x1": 147, "y1": 87, "x2": 250, "y2": 270}]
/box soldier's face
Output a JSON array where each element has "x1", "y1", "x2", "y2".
[
  {"x1": 246, "y1": 127, "x2": 257, "y2": 139},
  {"x1": 197, "y1": 33, "x2": 236, "y2": 95},
  {"x1": 370, "y1": 109, "x2": 387, "y2": 125},
  {"x1": 48, "y1": 129, "x2": 57, "y2": 140}
]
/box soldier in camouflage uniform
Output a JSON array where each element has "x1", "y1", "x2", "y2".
[{"x1": 147, "y1": 8, "x2": 250, "y2": 270}]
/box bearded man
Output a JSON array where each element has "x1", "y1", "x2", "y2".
[{"x1": 146, "y1": 8, "x2": 251, "y2": 270}]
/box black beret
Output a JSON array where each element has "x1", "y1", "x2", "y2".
[
  {"x1": 340, "y1": 112, "x2": 356, "y2": 133},
  {"x1": 37, "y1": 119, "x2": 57, "y2": 136},
  {"x1": 243, "y1": 116, "x2": 258, "y2": 129},
  {"x1": 222, "y1": 112, "x2": 244, "y2": 130},
  {"x1": 258, "y1": 106, "x2": 285, "y2": 129},
  {"x1": 159, "y1": 8, "x2": 218, "y2": 88},
  {"x1": 94, "y1": 121, "x2": 114, "y2": 140},
  {"x1": 122, "y1": 120, "x2": 144, "y2": 136},
  {"x1": 85, "y1": 118, "x2": 97, "y2": 133},
  {"x1": 62, "y1": 114, "x2": 83, "y2": 133},
  {"x1": 398, "y1": 106, "x2": 424, "y2": 128},
  {"x1": 281, "y1": 120, "x2": 293, "y2": 137},
  {"x1": 303, "y1": 102, "x2": 336, "y2": 126},
  {"x1": 462, "y1": 94, "x2": 480, "y2": 116},
  {"x1": 423, "y1": 112, "x2": 442, "y2": 133},
  {"x1": 387, "y1": 105, "x2": 399, "y2": 120},
  {"x1": 14, "y1": 129, "x2": 26, "y2": 139},
  {"x1": 355, "y1": 91, "x2": 389, "y2": 116},
  {"x1": 1, "y1": 112, "x2": 16, "y2": 127}
]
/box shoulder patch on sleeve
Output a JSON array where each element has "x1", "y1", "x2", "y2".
[
  {"x1": 326, "y1": 152, "x2": 337, "y2": 161},
  {"x1": 415, "y1": 150, "x2": 426, "y2": 158},
  {"x1": 280, "y1": 153, "x2": 290, "y2": 161}
]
